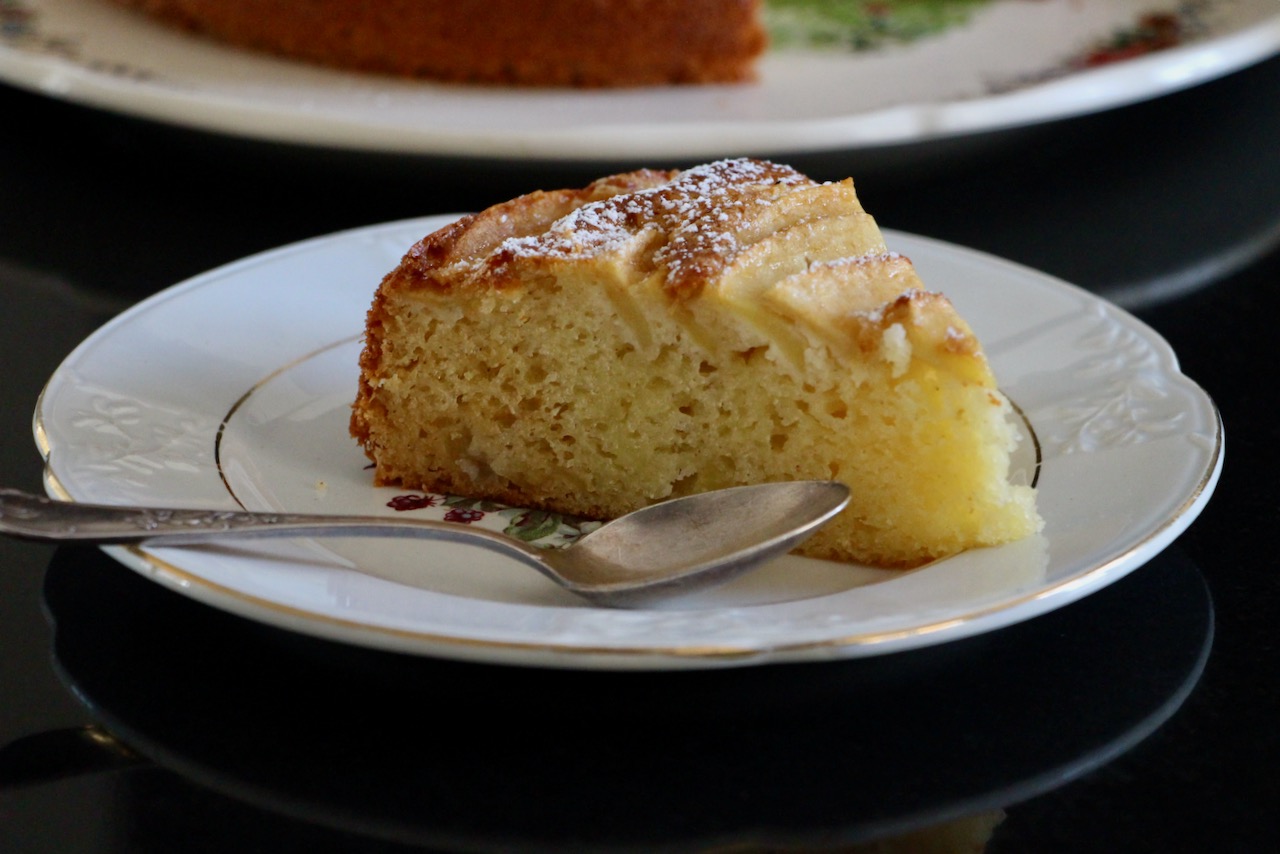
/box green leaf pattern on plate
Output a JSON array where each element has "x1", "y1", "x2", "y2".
[
  {"x1": 389, "y1": 489, "x2": 603, "y2": 549},
  {"x1": 764, "y1": 0, "x2": 995, "y2": 50}
]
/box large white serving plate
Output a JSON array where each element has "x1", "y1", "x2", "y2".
[
  {"x1": 1, "y1": 0, "x2": 1277, "y2": 159},
  {"x1": 34, "y1": 215, "x2": 1222, "y2": 669}
]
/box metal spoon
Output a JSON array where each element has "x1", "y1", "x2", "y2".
[{"x1": 0, "y1": 482, "x2": 849, "y2": 607}]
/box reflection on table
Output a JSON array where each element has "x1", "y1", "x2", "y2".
[{"x1": 0, "y1": 542, "x2": 1211, "y2": 851}]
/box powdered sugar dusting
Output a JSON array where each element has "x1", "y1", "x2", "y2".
[
  {"x1": 809, "y1": 251, "x2": 904, "y2": 271},
  {"x1": 495, "y1": 158, "x2": 811, "y2": 295}
]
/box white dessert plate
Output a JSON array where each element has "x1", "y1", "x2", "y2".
[
  {"x1": 34, "y1": 215, "x2": 1222, "y2": 670},
  {"x1": 1, "y1": 0, "x2": 1278, "y2": 159}
]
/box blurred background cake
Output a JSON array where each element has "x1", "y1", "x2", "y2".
[
  {"x1": 107, "y1": 0, "x2": 769, "y2": 87},
  {"x1": 104, "y1": 1, "x2": 1012, "y2": 87}
]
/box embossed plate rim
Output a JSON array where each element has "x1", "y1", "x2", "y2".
[{"x1": 33, "y1": 216, "x2": 1223, "y2": 669}]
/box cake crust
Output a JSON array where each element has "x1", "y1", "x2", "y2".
[
  {"x1": 109, "y1": 0, "x2": 767, "y2": 87},
  {"x1": 352, "y1": 159, "x2": 1041, "y2": 567}
]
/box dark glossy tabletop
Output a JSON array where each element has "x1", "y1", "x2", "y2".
[{"x1": 2, "y1": 51, "x2": 1279, "y2": 854}]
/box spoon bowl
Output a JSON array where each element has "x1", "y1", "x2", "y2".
[{"x1": 0, "y1": 482, "x2": 850, "y2": 607}]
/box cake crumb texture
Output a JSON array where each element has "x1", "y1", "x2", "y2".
[{"x1": 352, "y1": 159, "x2": 1041, "y2": 568}]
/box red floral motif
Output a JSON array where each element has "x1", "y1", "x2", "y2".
[
  {"x1": 387, "y1": 494, "x2": 439, "y2": 511},
  {"x1": 1079, "y1": 13, "x2": 1183, "y2": 68},
  {"x1": 444, "y1": 508, "x2": 485, "y2": 524}
]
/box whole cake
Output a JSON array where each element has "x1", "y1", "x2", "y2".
[
  {"x1": 109, "y1": 0, "x2": 767, "y2": 87},
  {"x1": 351, "y1": 159, "x2": 1041, "y2": 568}
]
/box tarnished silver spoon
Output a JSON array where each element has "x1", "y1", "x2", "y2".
[{"x1": 0, "y1": 482, "x2": 849, "y2": 607}]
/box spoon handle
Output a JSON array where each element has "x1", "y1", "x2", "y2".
[{"x1": 0, "y1": 488, "x2": 546, "y2": 564}]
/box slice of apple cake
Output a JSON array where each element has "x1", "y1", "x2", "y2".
[{"x1": 351, "y1": 158, "x2": 1040, "y2": 567}]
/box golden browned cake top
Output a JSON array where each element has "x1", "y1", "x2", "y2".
[
  {"x1": 368, "y1": 158, "x2": 996, "y2": 386},
  {"x1": 392, "y1": 159, "x2": 823, "y2": 299}
]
